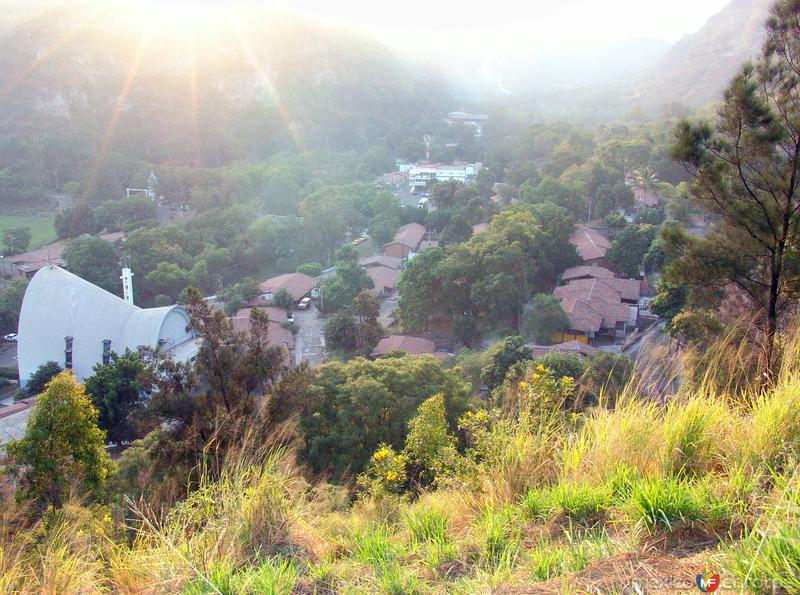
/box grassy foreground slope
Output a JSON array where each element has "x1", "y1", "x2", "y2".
[{"x1": 2, "y1": 339, "x2": 800, "y2": 594}]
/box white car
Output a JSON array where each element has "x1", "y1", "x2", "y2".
[{"x1": 3, "y1": 333, "x2": 17, "y2": 342}]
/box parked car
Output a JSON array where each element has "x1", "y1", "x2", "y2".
[
  {"x1": 3, "y1": 333, "x2": 17, "y2": 342},
  {"x1": 297, "y1": 297, "x2": 313, "y2": 310}
]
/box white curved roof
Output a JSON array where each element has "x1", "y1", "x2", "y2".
[{"x1": 18, "y1": 266, "x2": 193, "y2": 385}]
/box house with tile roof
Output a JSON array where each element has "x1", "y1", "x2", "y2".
[
  {"x1": 560, "y1": 265, "x2": 615, "y2": 283},
  {"x1": 553, "y1": 277, "x2": 640, "y2": 343},
  {"x1": 232, "y1": 307, "x2": 294, "y2": 367},
  {"x1": 569, "y1": 225, "x2": 610, "y2": 266},
  {"x1": 370, "y1": 335, "x2": 444, "y2": 358},
  {"x1": 257, "y1": 272, "x2": 317, "y2": 304},
  {"x1": 383, "y1": 223, "x2": 427, "y2": 259},
  {"x1": 366, "y1": 265, "x2": 401, "y2": 298}
]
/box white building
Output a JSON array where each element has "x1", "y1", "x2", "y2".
[
  {"x1": 407, "y1": 162, "x2": 482, "y2": 193},
  {"x1": 17, "y1": 266, "x2": 199, "y2": 386}
]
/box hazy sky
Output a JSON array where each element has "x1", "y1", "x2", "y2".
[{"x1": 274, "y1": 0, "x2": 733, "y2": 56}]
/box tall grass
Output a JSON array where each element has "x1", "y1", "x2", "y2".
[{"x1": 3, "y1": 322, "x2": 800, "y2": 592}]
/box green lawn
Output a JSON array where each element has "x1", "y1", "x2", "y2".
[{"x1": 0, "y1": 215, "x2": 56, "y2": 250}]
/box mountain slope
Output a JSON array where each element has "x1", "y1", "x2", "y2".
[
  {"x1": 631, "y1": 0, "x2": 773, "y2": 109},
  {"x1": 0, "y1": 3, "x2": 450, "y2": 191}
]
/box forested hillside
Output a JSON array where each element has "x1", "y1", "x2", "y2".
[{"x1": 0, "y1": 2, "x2": 450, "y2": 206}]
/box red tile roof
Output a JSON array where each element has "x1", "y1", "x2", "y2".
[
  {"x1": 231, "y1": 308, "x2": 294, "y2": 366},
  {"x1": 360, "y1": 255, "x2": 403, "y2": 270},
  {"x1": 569, "y1": 225, "x2": 610, "y2": 262},
  {"x1": 392, "y1": 223, "x2": 426, "y2": 250},
  {"x1": 554, "y1": 278, "x2": 637, "y2": 333},
  {"x1": 367, "y1": 266, "x2": 401, "y2": 295},
  {"x1": 259, "y1": 273, "x2": 316, "y2": 301},
  {"x1": 371, "y1": 335, "x2": 436, "y2": 357},
  {"x1": 561, "y1": 265, "x2": 615, "y2": 282}
]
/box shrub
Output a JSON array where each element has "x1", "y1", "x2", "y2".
[
  {"x1": 24, "y1": 361, "x2": 62, "y2": 396},
  {"x1": 403, "y1": 394, "x2": 458, "y2": 487},
  {"x1": 357, "y1": 444, "x2": 407, "y2": 497},
  {"x1": 296, "y1": 262, "x2": 323, "y2": 277}
]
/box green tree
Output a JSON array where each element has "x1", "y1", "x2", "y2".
[
  {"x1": 523, "y1": 294, "x2": 570, "y2": 344},
  {"x1": 649, "y1": 276, "x2": 689, "y2": 327},
  {"x1": 7, "y1": 372, "x2": 112, "y2": 509},
  {"x1": 352, "y1": 290, "x2": 382, "y2": 354},
  {"x1": 144, "y1": 262, "x2": 192, "y2": 302},
  {"x1": 1, "y1": 226, "x2": 31, "y2": 254},
  {"x1": 300, "y1": 356, "x2": 470, "y2": 477},
  {"x1": 605, "y1": 224, "x2": 656, "y2": 277},
  {"x1": 64, "y1": 235, "x2": 121, "y2": 294},
  {"x1": 670, "y1": 0, "x2": 800, "y2": 371},
  {"x1": 480, "y1": 336, "x2": 534, "y2": 390},
  {"x1": 440, "y1": 215, "x2": 473, "y2": 246},
  {"x1": 272, "y1": 288, "x2": 294, "y2": 311},
  {"x1": 533, "y1": 352, "x2": 586, "y2": 380},
  {"x1": 670, "y1": 309, "x2": 724, "y2": 348},
  {"x1": 397, "y1": 247, "x2": 446, "y2": 330},
  {"x1": 0, "y1": 277, "x2": 27, "y2": 333},
  {"x1": 324, "y1": 312, "x2": 360, "y2": 354},
  {"x1": 84, "y1": 351, "x2": 148, "y2": 444},
  {"x1": 321, "y1": 260, "x2": 373, "y2": 312},
  {"x1": 296, "y1": 262, "x2": 323, "y2": 277},
  {"x1": 24, "y1": 361, "x2": 62, "y2": 396}
]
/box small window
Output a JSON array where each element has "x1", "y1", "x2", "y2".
[
  {"x1": 102, "y1": 339, "x2": 111, "y2": 365},
  {"x1": 64, "y1": 336, "x2": 73, "y2": 370}
]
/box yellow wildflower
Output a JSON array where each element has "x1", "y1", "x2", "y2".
[
  {"x1": 518, "y1": 381, "x2": 529, "y2": 390},
  {"x1": 531, "y1": 373, "x2": 540, "y2": 380},
  {"x1": 373, "y1": 447, "x2": 389, "y2": 461},
  {"x1": 536, "y1": 363, "x2": 546, "y2": 373},
  {"x1": 386, "y1": 471, "x2": 397, "y2": 481},
  {"x1": 561, "y1": 376, "x2": 573, "y2": 384}
]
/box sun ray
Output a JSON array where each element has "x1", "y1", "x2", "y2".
[
  {"x1": 188, "y1": 37, "x2": 202, "y2": 167},
  {"x1": 230, "y1": 24, "x2": 307, "y2": 153},
  {"x1": 83, "y1": 30, "x2": 151, "y2": 201}
]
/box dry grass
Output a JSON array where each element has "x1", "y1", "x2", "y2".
[{"x1": 2, "y1": 326, "x2": 800, "y2": 592}]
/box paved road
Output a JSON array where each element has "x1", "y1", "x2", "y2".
[
  {"x1": 379, "y1": 293, "x2": 399, "y2": 328},
  {"x1": 293, "y1": 306, "x2": 327, "y2": 366}
]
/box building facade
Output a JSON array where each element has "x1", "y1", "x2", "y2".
[{"x1": 17, "y1": 266, "x2": 198, "y2": 386}]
